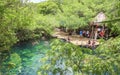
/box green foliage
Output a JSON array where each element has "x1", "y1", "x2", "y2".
[
  {"x1": 16, "y1": 28, "x2": 34, "y2": 41},
  {"x1": 8, "y1": 53, "x2": 21, "y2": 68},
  {"x1": 0, "y1": 0, "x2": 120, "y2": 74},
  {"x1": 0, "y1": 0, "x2": 119, "y2": 52},
  {"x1": 0, "y1": 0, "x2": 39, "y2": 51},
  {"x1": 37, "y1": 1, "x2": 59, "y2": 15},
  {"x1": 1, "y1": 53, "x2": 22, "y2": 75},
  {"x1": 19, "y1": 0, "x2": 120, "y2": 74},
  {"x1": 0, "y1": 1, "x2": 16, "y2": 51},
  {"x1": 0, "y1": 28, "x2": 17, "y2": 51},
  {"x1": 96, "y1": 37, "x2": 120, "y2": 74},
  {"x1": 39, "y1": 39, "x2": 120, "y2": 75},
  {"x1": 102, "y1": 0, "x2": 120, "y2": 36},
  {"x1": 35, "y1": 14, "x2": 58, "y2": 33}
]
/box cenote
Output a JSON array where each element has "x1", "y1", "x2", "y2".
[
  {"x1": 1, "y1": 39, "x2": 120, "y2": 75},
  {"x1": 0, "y1": 40, "x2": 50, "y2": 75}
]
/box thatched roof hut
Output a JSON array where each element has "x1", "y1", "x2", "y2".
[{"x1": 90, "y1": 12, "x2": 106, "y2": 26}]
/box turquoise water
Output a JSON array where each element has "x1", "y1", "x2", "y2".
[
  {"x1": 1, "y1": 40, "x2": 50, "y2": 75},
  {"x1": 1, "y1": 40, "x2": 119, "y2": 75}
]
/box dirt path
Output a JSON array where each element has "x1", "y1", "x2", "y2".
[{"x1": 52, "y1": 31, "x2": 99, "y2": 46}]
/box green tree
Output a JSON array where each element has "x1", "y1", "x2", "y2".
[{"x1": 37, "y1": 1, "x2": 59, "y2": 15}]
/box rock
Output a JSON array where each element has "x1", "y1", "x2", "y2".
[
  {"x1": 32, "y1": 41, "x2": 39, "y2": 46},
  {"x1": 44, "y1": 41, "x2": 49, "y2": 46}
]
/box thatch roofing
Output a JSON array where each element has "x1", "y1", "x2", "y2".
[
  {"x1": 94, "y1": 12, "x2": 106, "y2": 23},
  {"x1": 90, "y1": 12, "x2": 106, "y2": 26}
]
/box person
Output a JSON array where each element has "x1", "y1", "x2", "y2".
[
  {"x1": 97, "y1": 28, "x2": 101, "y2": 32},
  {"x1": 92, "y1": 40, "x2": 95, "y2": 46},
  {"x1": 86, "y1": 30, "x2": 89, "y2": 38},
  {"x1": 83, "y1": 30, "x2": 86, "y2": 37},
  {"x1": 67, "y1": 36, "x2": 70, "y2": 42},
  {"x1": 99, "y1": 30, "x2": 105, "y2": 38},
  {"x1": 79, "y1": 30, "x2": 83, "y2": 37},
  {"x1": 87, "y1": 40, "x2": 91, "y2": 48}
]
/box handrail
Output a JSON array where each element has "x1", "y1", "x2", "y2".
[{"x1": 98, "y1": 18, "x2": 120, "y2": 23}]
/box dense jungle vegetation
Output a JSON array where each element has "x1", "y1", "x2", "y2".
[{"x1": 0, "y1": 0, "x2": 120, "y2": 75}]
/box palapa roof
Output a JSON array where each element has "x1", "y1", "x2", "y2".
[
  {"x1": 94, "y1": 12, "x2": 106, "y2": 23},
  {"x1": 90, "y1": 12, "x2": 106, "y2": 26}
]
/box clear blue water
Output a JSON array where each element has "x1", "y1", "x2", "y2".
[
  {"x1": 1, "y1": 40, "x2": 50, "y2": 75},
  {"x1": 1, "y1": 40, "x2": 120, "y2": 75}
]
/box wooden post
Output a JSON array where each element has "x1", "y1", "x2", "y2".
[
  {"x1": 94, "y1": 26, "x2": 98, "y2": 40},
  {"x1": 91, "y1": 26, "x2": 94, "y2": 40}
]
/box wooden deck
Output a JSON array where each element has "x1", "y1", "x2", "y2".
[{"x1": 52, "y1": 31, "x2": 99, "y2": 46}]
